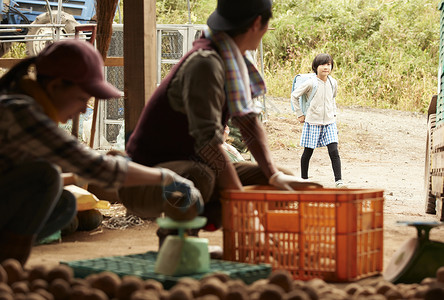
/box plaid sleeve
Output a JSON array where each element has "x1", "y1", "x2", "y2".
[{"x1": 0, "y1": 98, "x2": 128, "y2": 189}]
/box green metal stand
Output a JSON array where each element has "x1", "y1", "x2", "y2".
[
  {"x1": 155, "y1": 216, "x2": 210, "y2": 276},
  {"x1": 384, "y1": 221, "x2": 444, "y2": 283}
]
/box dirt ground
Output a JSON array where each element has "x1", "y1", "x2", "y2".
[{"x1": 27, "y1": 97, "x2": 444, "y2": 280}]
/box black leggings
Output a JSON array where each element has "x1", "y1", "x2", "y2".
[{"x1": 301, "y1": 142, "x2": 342, "y2": 181}]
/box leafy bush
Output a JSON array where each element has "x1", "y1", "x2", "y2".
[
  {"x1": 263, "y1": 0, "x2": 439, "y2": 112},
  {"x1": 157, "y1": 0, "x2": 440, "y2": 112}
]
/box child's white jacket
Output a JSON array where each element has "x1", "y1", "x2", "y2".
[{"x1": 290, "y1": 76, "x2": 337, "y2": 125}]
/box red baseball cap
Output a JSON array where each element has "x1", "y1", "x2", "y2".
[{"x1": 35, "y1": 39, "x2": 122, "y2": 99}]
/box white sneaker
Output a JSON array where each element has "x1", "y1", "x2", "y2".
[
  {"x1": 208, "y1": 245, "x2": 223, "y2": 259},
  {"x1": 335, "y1": 180, "x2": 347, "y2": 188}
]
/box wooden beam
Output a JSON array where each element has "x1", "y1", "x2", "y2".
[
  {"x1": 105, "y1": 56, "x2": 123, "y2": 66},
  {"x1": 123, "y1": 0, "x2": 156, "y2": 139},
  {"x1": 0, "y1": 57, "x2": 124, "y2": 69},
  {"x1": 0, "y1": 58, "x2": 22, "y2": 69}
]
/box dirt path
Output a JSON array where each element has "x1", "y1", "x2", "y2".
[
  {"x1": 28, "y1": 98, "x2": 444, "y2": 279},
  {"x1": 265, "y1": 98, "x2": 444, "y2": 267}
]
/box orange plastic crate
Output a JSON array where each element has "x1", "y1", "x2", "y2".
[{"x1": 221, "y1": 186, "x2": 384, "y2": 282}]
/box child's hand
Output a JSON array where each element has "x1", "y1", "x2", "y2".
[{"x1": 298, "y1": 115, "x2": 305, "y2": 123}]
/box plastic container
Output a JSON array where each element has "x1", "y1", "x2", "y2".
[
  {"x1": 62, "y1": 251, "x2": 271, "y2": 289},
  {"x1": 155, "y1": 217, "x2": 210, "y2": 276},
  {"x1": 155, "y1": 236, "x2": 210, "y2": 276},
  {"x1": 221, "y1": 186, "x2": 384, "y2": 282}
]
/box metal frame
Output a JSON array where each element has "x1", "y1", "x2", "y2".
[
  {"x1": 155, "y1": 24, "x2": 206, "y2": 84},
  {"x1": 0, "y1": 24, "x2": 91, "y2": 43},
  {"x1": 94, "y1": 24, "x2": 208, "y2": 150}
]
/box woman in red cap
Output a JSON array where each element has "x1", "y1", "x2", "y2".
[{"x1": 0, "y1": 39, "x2": 202, "y2": 265}]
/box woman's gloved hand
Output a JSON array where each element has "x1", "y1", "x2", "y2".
[
  {"x1": 269, "y1": 171, "x2": 323, "y2": 191},
  {"x1": 160, "y1": 168, "x2": 204, "y2": 221}
]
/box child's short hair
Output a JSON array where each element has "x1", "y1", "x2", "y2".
[{"x1": 312, "y1": 53, "x2": 334, "y2": 74}]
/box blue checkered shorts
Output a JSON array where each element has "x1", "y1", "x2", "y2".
[{"x1": 300, "y1": 122, "x2": 339, "y2": 149}]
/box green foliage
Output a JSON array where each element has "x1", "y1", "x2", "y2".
[
  {"x1": 3, "y1": 43, "x2": 26, "y2": 59},
  {"x1": 263, "y1": 0, "x2": 440, "y2": 113},
  {"x1": 159, "y1": 0, "x2": 440, "y2": 112},
  {"x1": 156, "y1": 0, "x2": 215, "y2": 24}
]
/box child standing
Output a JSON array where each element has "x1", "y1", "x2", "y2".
[{"x1": 290, "y1": 53, "x2": 345, "y2": 188}]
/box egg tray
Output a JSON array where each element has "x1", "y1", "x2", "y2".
[{"x1": 61, "y1": 251, "x2": 271, "y2": 289}]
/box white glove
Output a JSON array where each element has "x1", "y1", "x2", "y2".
[
  {"x1": 159, "y1": 168, "x2": 204, "y2": 221},
  {"x1": 269, "y1": 171, "x2": 322, "y2": 191}
]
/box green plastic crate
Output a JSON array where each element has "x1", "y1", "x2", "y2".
[
  {"x1": 61, "y1": 251, "x2": 271, "y2": 289},
  {"x1": 37, "y1": 230, "x2": 61, "y2": 245}
]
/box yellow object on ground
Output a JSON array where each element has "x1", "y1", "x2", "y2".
[{"x1": 64, "y1": 184, "x2": 111, "y2": 211}]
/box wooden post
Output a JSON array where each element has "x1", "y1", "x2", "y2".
[
  {"x1": 123, "y1": 0, "x2": 156, "y2": 141},
  {"x1": 74, "y1": 25, "x2": 97, "y2": 141},
  {"x1": 90, "y1": 0, "x2": 119, "y2": 149}
]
